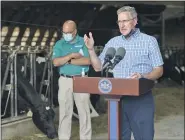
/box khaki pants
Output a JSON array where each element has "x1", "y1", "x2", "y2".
[{"x1": 58, "y1": 76, "x2": 92, "y2": 140}]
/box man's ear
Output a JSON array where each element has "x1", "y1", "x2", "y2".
[
  {"x1": 133, "y1": 17, "x2": 138, "y2": 26},
  {"x1": 74, "y1": 29, "x2": 77, "y2": 35}
]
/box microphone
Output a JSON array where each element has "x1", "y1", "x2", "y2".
[
  {"x1": 102, "y1": 59, "x2": 113, "y2": 70},
  {"x1": 110, "y1": 47, "x2": 126, "y2": 70},
  {"x1": 102, "y1": 47, "x2": 116, "y2": 67},
  {"x1": 101, "y1": 47, "x2": 116, "y2": 77}
]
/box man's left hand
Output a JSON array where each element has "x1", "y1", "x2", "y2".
[{"x1": 130, "y1": 72, "x2": 143, "y2": 79}]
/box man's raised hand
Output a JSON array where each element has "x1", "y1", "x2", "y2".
[{"x1": 84, "y1": 32, "x2": 95, "y2": 51}]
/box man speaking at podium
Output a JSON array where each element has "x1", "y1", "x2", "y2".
[{"x1": 84, "y1": 6, "x2": 163, "y2": 140}]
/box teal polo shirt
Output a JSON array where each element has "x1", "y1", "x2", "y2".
[{"x1": 52, "y1": 35, "x2": 90, "y2": 76}]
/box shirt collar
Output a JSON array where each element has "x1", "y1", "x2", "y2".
[
  {"x1": 122, "y1": 28, "x2": 140, "y2": 40},
  {"x1": 73, "y1": 34, "x2": 80, "y2": 43}
]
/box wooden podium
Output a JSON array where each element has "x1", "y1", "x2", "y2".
[{"x1": 73, "y1": 77, "x2": 154, "y2": 140}]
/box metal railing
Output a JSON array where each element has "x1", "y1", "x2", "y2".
[
  {"x1": 1, "y1": 45, "x2": 54, "y2": 119},
  {"x1": 1, "y1": 24, "x2": 184, "y2": 121}
]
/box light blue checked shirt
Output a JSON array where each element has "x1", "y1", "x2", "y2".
[{"x1": 99, "y1": 28, "x2": 164, "y2": 78}]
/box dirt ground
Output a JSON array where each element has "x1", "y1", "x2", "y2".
[
  {"x1": 7, "y1": 85, "x2": 184, "y2": 140},
  {"x1": 93, "y1": 114, "x2": 184, "y2": 139}
]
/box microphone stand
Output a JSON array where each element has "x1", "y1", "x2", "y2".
[
  {"x1": 105, "y1": 65, "x2": 112, "y2": 78},
  {"x1": 101, "y1": 61, "x2": 112, "y2": 77}
]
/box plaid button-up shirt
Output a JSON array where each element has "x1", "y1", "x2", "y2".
[{"x1": 99, "y1": 28, "x2": 164, "y2": 78}]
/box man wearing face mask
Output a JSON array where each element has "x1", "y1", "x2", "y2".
[
  {"x1": 84, "y1": 6, "x2": 163, "y2": 140},
  {"x1": 52, "y1": 20, "x2": 92, "y2": 140}
]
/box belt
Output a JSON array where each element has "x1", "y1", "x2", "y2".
[{"x1": 60, "y1": 73, "x2": 87, "y2": 78}]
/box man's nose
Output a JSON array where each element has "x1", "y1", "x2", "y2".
[{"x1": 120, "y1": 23, "x2": 125, "y2": 28}]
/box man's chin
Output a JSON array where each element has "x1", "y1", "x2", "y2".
[
  {"x1": 121, "y1": 31, "x2": 128, "y2": 36},
  {"x1": 122, "y1": 33, "x2": 129, "y2": 37}
]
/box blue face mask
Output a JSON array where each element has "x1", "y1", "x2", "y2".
[{"x1": 63, "y1": 33, "x2": 73, "y2": 42}]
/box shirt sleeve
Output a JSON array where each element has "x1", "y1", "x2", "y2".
[
  {"x1": 52, "y1": 41, "x2": 62, "y2": 60},
  {"x1": 148, "y1": 37, "x2": 164, "y2": 67}
]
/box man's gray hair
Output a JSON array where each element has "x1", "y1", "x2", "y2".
[{"x1": 117, "y1": 6, "x2": 137, "y2": 18}]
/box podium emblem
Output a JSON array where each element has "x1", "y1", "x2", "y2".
[{"x1": 98, "y1": 79, "x2": 112, "y2": 94}]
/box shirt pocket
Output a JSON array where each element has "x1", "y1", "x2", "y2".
[{"x1": 130, "y1": 50, "x2": 149, "y2": 66}]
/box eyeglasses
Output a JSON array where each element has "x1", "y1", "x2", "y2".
[
  {"x1": 62, "y1": 29, "x2": 75, "y2": 34},
  {"x1": 116, "y1": 17, "x2": 135, "y2": 25}
]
